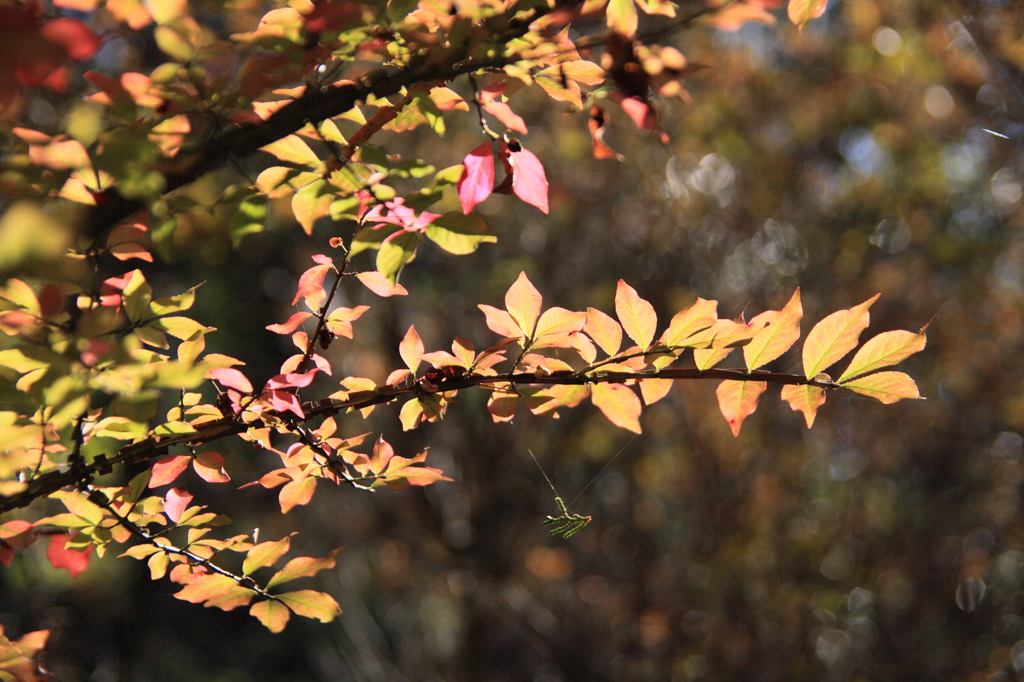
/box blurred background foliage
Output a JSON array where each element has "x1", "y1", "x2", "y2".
[{"x1": 5, "y1": 0, "x2": 1024, "y2": 680}]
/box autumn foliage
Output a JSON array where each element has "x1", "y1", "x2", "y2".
[{"x1": 0, "y1": 0, "x2": 913, "y2": 673}]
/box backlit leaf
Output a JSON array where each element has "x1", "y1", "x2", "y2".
[
  {"x1": 243, "y1": 534, "x2": 293, "y2": 575},
  {"x1": 615, "y1": 280, "x2": 657, "y2": 350},
  {"x1": 607, "y1": 0, "x2": 638, "y2": 36},
  {"x1": 505, "y1": 272, "x2": 543, "y2": 339},
  {"x1": 260, "y1": 135, "x2": 320, "y2": 168},
  {"x1": 509, "y1": 148, "x2": 549, "y2": 214},
  {"x1": 802, "y1": 294, "x2": 879, "y2": 378},
  {"x1": 457, "y1": 141, "x2": 494, "y2": 215},
  {"x1": 277, "y1": 590, "x2": 340, "y2": 623},
  {"x1": 840, "y1": 371, "x2": 921, "y2": 404},
  {"x1": 164, "y1": 487, "x2": 193, "y2": 523},
  {"x1": 355, "y1": 271, "x2": 409, "y2": 297},
  {"x1": 660, "y1": 298, "x2": 718, "y2": 347},
  {"x1": 788, "y1": 0, "x2": 828, "y2": 31},
  {"x1": 744, "y1": 288, "x2": 802, "y2": 370},
  {"x1": 585, "y1": 307, "x2": 623, "y2": 356},
  {"x1": 193, "y1": 451, "x2": 230, "y2": 483},
  {"x1": 535, "y1": 307, "x2": 587, "y2": 338},
  {"x1": 47, "y1": 534, "x2": 91, "y2": 578},
  {"x1": 716, "y1": 380, "x2": 767, "y2": 437},
  {"x1": 639, "y1": 378, "x2": 673, "y2": 406},
  {"x1": 400, "y1": 325, "x2": 424, "y2": 373},
  {"x1": 376, "y1": 231, "x2": 423, "y2": 282},
  {"x1": 266, "y1": 547, "x2": 343, "y2": 589},
  {"x1": 837, "y1": 328, "x2": 927, "y2": 383},
  {"x1": 149, "y1": 455, "x2": 189, "y2": 487},
  {"x1": 207, "y1": 367, "x2": 253, "y2": 393},
  {"x1": 592, "y1": 383, "x2": 642, "y2": 433},
  {"x1": 479, "y1": 304, "x2": 524, "y2": 340},
  {"x1": 780, "y1": 383, "x2": 826, "y2": 428},
  {"x1": 251, "y1": 600, "x2": 291, "y2": 633},
  {"x1": 426, "y1": 212, "x2": 496, "y2": 255},
  {"x1": 279, "y1": 476, "x2": 316, "y2": 514}
]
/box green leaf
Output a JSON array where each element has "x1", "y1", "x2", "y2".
[
  {"x1": 122, "y1": 270, "x2": 153, "y2": 323},
  {"x1": 277, "y1": 590, "x2": 341, "y2": 623},
  {"x1": 229, "y1": 195, "x2": 267, "y2": 247},
  {"x1": 376, "y1": 231, "x2": 423, "y2": 282},
  {"x1": 425, "y1": 212, "x2": 497, "y2": 255}
]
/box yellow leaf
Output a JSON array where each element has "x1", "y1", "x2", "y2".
[
  {"x1": 838, "y1": 328, "x2": 927, "y2": 383},
  {"x1": 802, "y1": 294, "x2": 879, "y2": 379},
  {"x1": 614, "y1": 280, "x2": 657, "y2": 350},
  {"x1": 744, "y1": 289, "x2": 802, "y2": 370},
  {"x1": 841, "y1": 371, "x2": 921, "y2": 404},
  {"x1": 251, "y1": 600, "x2": 291, "y2": 633},
  {"x1": 592, "y1": 383, "x2": 642, "y2": 433},
  {"x1": 780, "y1": 383, "x2": 826, "y2": 428},
  {"x1": 606, "y1": 0, "x2": 638, "y2": 37},
  {"x1": 505, "y1": 272, "x2": 543, "y2": 339},
  {"x1": 716, "y1": 380, "x2": 767, "y2": 437}
]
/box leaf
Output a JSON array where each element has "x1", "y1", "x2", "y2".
[
  {"x1": 482, "y1": 101, "x2": 528, "y2": 134},
  {"x1": 841, "y1": 371, "x2": 921, "y2": 404},
  {"x1": 788, "y1": 0, "x2": 828, "y2": 31},
  {"x1": 47, "y1": 534, "x2": 92, "y2": 578},
  {"x1": 277, "y1": 590, "x2": 341, "y2": 623},
  {"x1": 487, "y1": 390, "x2": 520, "y2": 422},
  {"x1": 614, "y1": 280, "x2": 657, "y2": 350},
  {"x1": 780, "y1": 383, "x2": 826, "y2": 428},
  {"x1": 266, "y1": 547, "x2": 343, "y2": 589},
  {"x1": 149, "y1": 455, "x2": 190, "y2": 487},
  {"x1": 837, "y1": 328, "x2": 928, "y2": 383},
  {"x1": 592, "y1": 383, "x2": 642, "y2": 433},
  {"x1": 425, "y1": 212, "x2": 496, "y2": 255},
  {"x1": 243, "y1": 534, "x2": 293, "y2": 575},
  {"x1": 251, "y1": 600, "x2": 291, "y2": 633},
  {"x1": 535, "y1": 307, "x2": 588, "y2": 338},
  {"x1": 175, "y1": 574, "x2": 254, "y2": 611},
  {"x1": 355, "y1": 271, "x2": 409, "y2": 297},
  {"x1": 694, "y1": 347, "x2": 731, "y2": 370},
  {"x1": 399, "y1": 398, "x2": 424, "y2": 430},
  {"x1": 661, "y1": 298, "x2": 718, "y2": 347},
  {"x1": 639, "y1": 378, "x2": 673, "y2": 406},
  {"x1": 376, "y1": 231, "x2": 423, "y2": 282},
  {"x1": 479, "y1": 305, "x2": 523, "y2": 340},
  {"x1": 292, "y1": 258, "x2": 333, "y2": 310},
  {"x1": 716, "y1": 380, "x2": 768, "y2": 437},
  {"x1": 164, "y1": 487, "x2": 193, "y2": 523},
  {"x1": 744, "y1": 289, "x2": 802, "y2": 370},
  {"x1": 279, "y1": 477, "x2": 316, "y2": 514},
  {"x1": 400, "y1": 325, "x2": 424, "y2": 372},
  {"x1": 802, "y1": 294, "x2": 879, "y2": 378},
  {"x1": 509, "y1": 148, "x2": 549, "y2": 214},
  {"x1": 193, "y1": 451, "x2": 230, "y2": 483},
  {"x1": 607, "y1": 0, "x2": 638, "y2": 36},
  {"x1": 505, "y1": 272, "x2": 543, "y2": 339},
  {"x1": 457, "y1": 141, "x2": 495, "y2": 215},
  {"x1": 260, "y1": 135, "x2": 320, "y2": 168},
  {"x1": 207, "y1": 367, "x2": 253, "y2": 394}
]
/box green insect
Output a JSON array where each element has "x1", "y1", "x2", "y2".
[{"x1": 543, "y1": 496, "x2": 591, "y2": 538}]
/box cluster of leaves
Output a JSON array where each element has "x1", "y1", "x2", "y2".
[{"x1": 0, "y1": 0, "x2": 877, "y2": 648}]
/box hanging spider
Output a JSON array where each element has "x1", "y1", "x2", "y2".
[{"x1": 543, "y1": 497, "x2": 591, "y2": 538}]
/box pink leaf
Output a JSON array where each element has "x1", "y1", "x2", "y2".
[
  {"x1": 265, "y1": 369, "x2": 318, "y2": 390},
  {"x1": 47, "y1": 534, "x2": 92, "y2": 578},
  {"x1": 509, "y1": 147, "x2": 549, "y2": 214},
  {"x1": 149, "y1": 455, "x2": 190, "y2": 488},
  {"x1": 482, "y1": 101, "x2": 528, "y2": 134},
  {"x1": 292, "y1": 259, "x2": 333, "y2": 310},
  {"x1": 264, "y1": 390, "x2": 306, "y2": 418},
  {"x1": 457, "y1": 141, "x2": 495, "y2": 215},
  {"x1": 207, "y1": 367, "x2": 254, "y2": 394},
  {"x1": 355, "y1": 271, "x2": 408, "y2": 297},
  {"x1": 164, "y1": 487, "x2": 193, "y2": 523}
]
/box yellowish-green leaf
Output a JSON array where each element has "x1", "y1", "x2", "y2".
[
  {"x1": 802, "y1": 294, "x2": 879, "y2": 378},
  {"x1": 251, "y1": 599, "x2": 291, "y2": 633},
  {"x1": 277, "y1": 590, "x2": 340, "y2": 623},
  {"x1": 837, "y1": 328, "x2": 927, "y2": 383},
  {"x1": 660, "y1": 298, "x2": 718, "y2": 347},
  {"x1": 243, "y1": 533, "x2": 294, "y2": 575},
  {"x1": 607, "y1": 0, "x2": 638, "y2": 36},
  {"x1": 744, "y1": 288, "x2": 802, "y2": 370},
  {"x1": 259, "y1": 135, "x2": 320, "y2": 168},
  {"x1": 841, "y1": 371, "x2": 921, "y2": 404},
  {"x1": 425, "y1": 212, "x2": 496, "y2": 255},
  {"x1": 266, "y1": 547, "x2": 343, "y2": 589}
]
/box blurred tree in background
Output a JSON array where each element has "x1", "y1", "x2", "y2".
[{"x1": 0, "y1": 0, "x2": 1022, "y2": 680}]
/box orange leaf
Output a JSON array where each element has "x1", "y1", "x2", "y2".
[
  {"x1": 837, "y1": 327, "x2": 927, "y2": 383},
  {"x1": 716, "y1": 380, "x2": 767, "y2": 436},
  {"x1": 585, "y1": 307, "x2": 623, "y2": 356},
  {"x1": 535, "y1": 307, "x2": 587, "y2": 338},
  {"x1": 592, "y1": 383, "x2": 642, "y2": 433},
  {"x1": 266, "y1": 547, "x2": 344, "y2": 589},
  {"x1": 355, "y1": 271, "x2": 408, "y2": 297},
  {"x1": 487, "y1": 390, "x2": 519, "y2": 422},
  {"x1": 399, "y1": 325, "x2": 424, "y2": 373},
  {"x1": 505, "y1": 272, "x2": 542, "y2": 338},
  {"x1": 840, "y1": 371, "x2": 921, "y2": 404},
  {"x1": 277, "y1": 590, "x2": 341, "y2": 622},
  {"x1": 639, "y1": 378, "x2": 672, "y2": 406},
  {"x1": 802, "y1": 294, "x2": 879, "y2": 378},
  {"x1": 193, "y1": 451, "x2": 230, "y2": 483},
  {"x1": 788, "y1": 0, "x2": 828, "y2": 31},
  {"x1": 47, "y1": 534, "x2": 91, "y2": 578},
  {"x1": 175, "y1": 574, "x2": 254, "y2": 611},
  {"x1": 251, "y1": 599, "x2": 291, "y2": 633},
  {"x1": 149, "y1": 455, "x2": 190, "y2": 487},
  {"x1": 279, "y1": 476, "x2": 316, "y2": 514},
  {"x1": 780, "y1": 383, "x2": 826, "y2": 428},
  {"x1": 266, "y1": 312, "x2": 312, "y2": 335},
  {"x1": 479, "y1": 304, "x2": 524, "y2": 340},
  {"x1": 744, "y1": 289, "x2": 802, "y2": 370},
  {"x1": 614, "y1": 280, "x2": 657, "y2": 350}
]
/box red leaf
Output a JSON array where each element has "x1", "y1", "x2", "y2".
[
  {"x1": 40, "y1": 18, "x2": 102, "y2": 61},
  {"x1": 716, "y1": 380, "x2": 767, "y2": 437},
  {"x1": 355, "y1": 271, "x2": 408, "y2": 297},
  {"x1": 47, "y1": 534, "x2": 92, "y2": 578},
  {"x1": 279, "y1": 477, "x2": 316, "y2": 513},
  {"x1": 149, "y1": 455, "x2": 190, "y2": 488},
  {"x1": 509, "y1": 147, "x2": 549, "y2": 214},
  {"x1": 457, "y1": 141, "x2": 495, "y2": 215},
  {"x1": 207, "y1": 367, "x2": 253, "y2": 393},
  {"x1": 164, "y1": 487, "x2": 193, "y2": 523},
  {"x1": 266, "y1": 312, "x2": 312, "y2": 335},
  {"x1": 193, "y1": 451, "x2": 230, "y2": 483},
  {"x1": 292, "y1": 258, "x2": 333, "y2": 309}
]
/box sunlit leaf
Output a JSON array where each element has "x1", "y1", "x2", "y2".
[
  {"x1": 744, "y1": 289, "x2": 802, "y2": 370},
  {"x1": 837, "y1": 328, "x2": 927, "y2": 383},
  {"x1": 592, "y1": 383, "x2": 642, "y2": 433},
  {"x1": 251, "y1": 600, "x2": 291, "y2": 633},
  {"x1": 243, "y1": 534, "x2": 294, "y2": 575},
  {"x1": 277, "y1": 590, "x2": 341, "y2": 623},
  {"x1": 716, "y1": 380, "x2": 767, "y2": 437},
  {"x1": 457, "y1": 141, "x2": 495, "y2": 215},
  {"x1": 802, "y1": 294, "x2": 879, "y2": 378},
  {"x1": 509, "y1": 148, "x2": 549, "y2": 214},
  {"x1": 266, "y1": 547, "x2": 344, "y2": 589},
  {"x1": 780, "y1": 383, "x2": 826, "y2": 428},
  {"x1": 505, "y1": 272, "x2": 543, "y2": 339},
  {"x1": 840, "y1": 371, "x2": 921, "y2": 404},
  {"x1": 615, "y1": 280, "x2": 657, "y2": 350},
  {"x1": 400, "y1": 325, "x2": 424, "y2": 373},
  {"x1": 788, "y1": 0, "x2": 829, "y2": 31},
  {"x1": 607, "y1": 0, "x2": 638, "y2": 36},
  {"x1": 279, "y1": 476, "x2": 316, "y2": 514}
]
